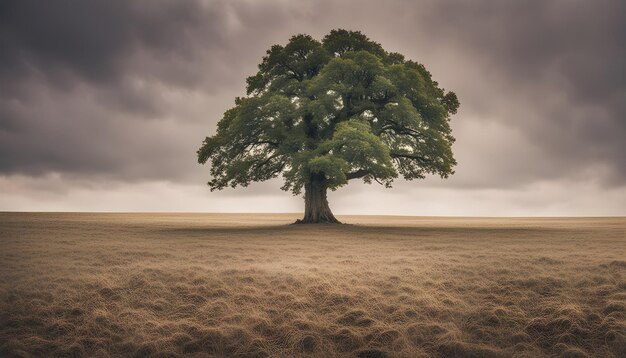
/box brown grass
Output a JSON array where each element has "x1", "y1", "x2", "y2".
[{"x1": 1, "y1": 213, "x2": 625, "y2": 357}]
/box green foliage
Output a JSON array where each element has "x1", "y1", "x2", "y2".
[{"x1": 198, "y1": 29, "x2": 459, "y2": 194}]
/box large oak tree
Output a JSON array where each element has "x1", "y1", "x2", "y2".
[{"x1": 198, "y1": 30, "x2": 459, "y2": 223}]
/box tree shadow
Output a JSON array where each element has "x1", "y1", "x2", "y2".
[{"x1": 153, "y1": 223, "x2": 570, "y2": 239}]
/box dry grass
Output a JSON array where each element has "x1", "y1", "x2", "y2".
[{"x1": 1, "y1": 213, "x2": 625, "y2": 357}]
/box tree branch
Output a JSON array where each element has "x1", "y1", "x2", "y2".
[
  {"x1": 390, "y1": 153, "x2": 428, "y2": 163},
  {"x1": 253, "y1": 152, "x2": 281, "y2": 170},
  {"x1": 346, "y1": 169, "x2": 369, "y2": 180},
  {"x1": 280, "y1": 61, "x2": 303, "y2": 81},
  {"x1": 377, "y1": 118, "x2": 425, "y2": 138}
]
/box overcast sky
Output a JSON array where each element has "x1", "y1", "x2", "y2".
[{"x1": 1, "y1": 0, "x2": 625, "y2": 215}]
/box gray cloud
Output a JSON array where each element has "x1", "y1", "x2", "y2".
[
  {"x1": 0, "y1": 0, "x2": 214, "y2": 87},
  {"x1": 0, "y1": 0, "x2": 624, "y2": 213},
  {"x1": 419, "y1": 0, "x2": 626, "y2": 185},
  {"x1": 0, "y1": 0, "x2": 286, "y2": 179}
]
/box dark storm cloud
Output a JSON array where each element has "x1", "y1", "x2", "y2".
[
  {"x1": 0, "y1": 0, "x2": 625, "y2": 201},
  {"x1": 419, "y1": 0, "x2": 626, "y2": 184},
  {"x1": 0, "y1": 0, "x2": 213, "y2": 88},
  {"x1": 0, "y1": 0, "x2": 208, "y2": 178},
  {"x1": 0, "y1": 0, "x2": 298, "y2": 179},
  {"x1": 427, "y1": 1, "x2": 626, "y2": 102}
]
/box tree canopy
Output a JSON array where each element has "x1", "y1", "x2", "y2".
[{"x1": 198, "y1": 29, "x2": 459, "y2": 223}]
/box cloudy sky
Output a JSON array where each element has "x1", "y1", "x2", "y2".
[{"x1": 1, "y1": 0, "x2": 625, "y2": 216}]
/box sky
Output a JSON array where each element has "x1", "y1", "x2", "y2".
[{"x1": 1, "y1": 0, "x2": 625, "y2": 216}]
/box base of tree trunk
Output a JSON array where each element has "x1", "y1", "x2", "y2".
[
  {"x1": 293, "y1": 217, "x2": 342, "y2": 224},
  {"x1": 296, "y1": 176, "x2": 342, "y2": 224}
]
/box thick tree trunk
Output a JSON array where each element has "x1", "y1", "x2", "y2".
[{"x1": 296, "y1": 175, "x2": 341, "y2": 224}]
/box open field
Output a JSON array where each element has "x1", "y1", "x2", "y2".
[{"x1": 1, "y1": 213, "x2": 625, "y2": 357}]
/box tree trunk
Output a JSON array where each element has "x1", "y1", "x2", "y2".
[{"x1": 296, "y1": 175, "x2": 341, "y2": 224}]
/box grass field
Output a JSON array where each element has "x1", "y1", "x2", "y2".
[{"x1": 1, "y1": 213, "x2": 625, "y2": 357}]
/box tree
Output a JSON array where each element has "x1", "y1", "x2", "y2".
[{"x1": 198, "y1": 29, "x2": 459, "y2": 223}]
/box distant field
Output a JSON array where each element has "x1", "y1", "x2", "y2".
[{"x1": 1, "y1": 213, "x2": 625, "y2": 357}]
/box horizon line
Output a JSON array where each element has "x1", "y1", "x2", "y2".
[{"x1": 1, "y1": 211, "x2": 625, "y2": 219}]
